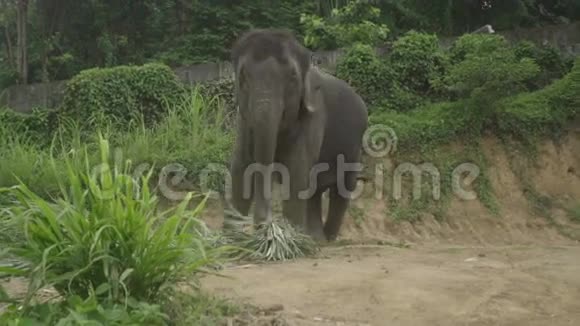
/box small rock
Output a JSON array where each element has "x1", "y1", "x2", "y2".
[
  {"x1": 464, "y1": 257, "x2": 478, "y2": 262},
  {"x1": 478, "y1": 253, "x2": 486, "y2": 258},
  {"x1": 313, "y1": 262, "x2": 318, "y2": 267}
]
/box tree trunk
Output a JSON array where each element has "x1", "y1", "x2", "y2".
[
  {"x1": 16, "y1": 0, "x2": 28, "y2": 84},
  {"x1": 3, "y1": 25, "x2": 14, "y2": 69}
]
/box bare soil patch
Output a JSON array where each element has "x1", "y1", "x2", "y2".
[{"x1": 202, "y1": 244, "x2": 580, "y2": 326}]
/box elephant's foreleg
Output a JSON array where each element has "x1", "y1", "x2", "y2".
[
  {"x1": 253, "y1": 170, "x2": 274, "y2": 225},
  {"x1": 230, "y1": 157, "x2": 253, "y2": 218},
  {"x1": 281, "y1": 150, "x2": 311, "y2": 231},
  {"x1": 228, "y1": 116, "x2": 253, "y2": 219}
]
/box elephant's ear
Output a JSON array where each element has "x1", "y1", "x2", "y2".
[{"x1": 303, "y1": 66, "x2": 324, "y2": 113}]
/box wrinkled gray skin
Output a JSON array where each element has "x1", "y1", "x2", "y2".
[{"x1": 227, "y1": 29, "x2": 368, "y2": 241}]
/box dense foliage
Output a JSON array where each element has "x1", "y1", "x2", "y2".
[
  {"x1": 1, "y1": 0, "x2": 579, "y2": 88},
  {"x1": 60, "y1": 63, "x2": 185, "y2": 128},
  {"x1": 300, "y1": 0, "x2": 390, "y2": 49}
]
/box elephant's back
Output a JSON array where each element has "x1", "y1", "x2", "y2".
[{"x1": 317, "y1": 72, "x2": 368, "y2": 166}]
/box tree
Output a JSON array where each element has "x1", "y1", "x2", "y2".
[
  {"x1": 0, "y1": 0, "x2": 15, "y2": 70},
  {"x1": 300, "y1": 0, "x2": 389, "y2": 50},
  {"x1": 15, "y1": 0, "x2": 29, "y2": 84}
]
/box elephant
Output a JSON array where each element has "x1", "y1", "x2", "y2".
[{"x1": 226, "y1": 28, "x2": 368, "y2": 241}]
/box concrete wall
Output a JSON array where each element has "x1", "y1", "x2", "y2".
[
  {"x1": 0, "y1": 80, "x2": 67, "y2": 114},
  {"x1": 2, "y1": 22, "x2": 580, "y2": 113}
]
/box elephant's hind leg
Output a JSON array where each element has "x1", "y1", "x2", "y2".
[
  {"x1": 306, "y1": 190, "x2": 325, "y2": 241},
  {"x1": 323, "y1": 186, "x2": 349, "y2": 241}
]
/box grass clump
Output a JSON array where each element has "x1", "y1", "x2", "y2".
[
  {"x1": 222, "y1": 208, "x2": 319, "y2": 262},
  {"x1": 110, "y1": 87, "x2": 234, "y2": 194},
  {"x1": 0, "y1": 135, "x2": 238, "y2": 324},
  {"x1": 569, "y1": 204, "x2": 580, "y2": 223}
]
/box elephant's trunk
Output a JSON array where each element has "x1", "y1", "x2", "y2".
[{"x1": 250, "y1": 92, "x2": 282, "y2": 225}]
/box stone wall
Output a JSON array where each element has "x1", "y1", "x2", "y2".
[{"x1": 2, "y1": 22, "x2": 580, "y2": 113}]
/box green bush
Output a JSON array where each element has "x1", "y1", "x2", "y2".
[
  {"x1": 389, "y1": 30, "x2": 449, "y2": 97},
  {"x1": 448, "y1": 33, "x2": 508, "y2": 64},
  {"x1": 0, "y1": 294, "x2": 169, "y2": 325},
  {"x1": 300, "y1": 0, "x2": 389, "y2": 50},
  {"x1": 444, "y1": 34, "x2": 541, "y2": 115},
  {"x1": 497, "y1": 57, "x2": 580, "y2": 140},
  {"x1": 60, "y1": 63, "x2": 185, "y2": 128},
  {"x1": 514, "y1": 40, "x2": 574, "y2": 89},
  {"x1": 336, "y1": 43, "x2": 394, "y2": 109},
  {"x1": 0, "y1": 108, "x2": 59, "y2": 146},
  {"x1": 335, "y1": 43, "x2": 425, "y2": 113},
  {"x1": 198, "y1": 77, "x2": 236, "y2": 116}
]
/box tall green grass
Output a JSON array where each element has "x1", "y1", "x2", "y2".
[
  {"x1": 0, "y1": 135, "x2": 233, "y2": 299},
  {"x1": 0, "y1": 134, "x2": 238, "y2": 323},
  {"x1": 0, "y1": 89, "x2": 240, "y2": 324},
  {"x1": 0, "y1": 87, "x2": 235, "y2": 201},
  {"x1": 109, "y1": 88, "x2": 234, "y2": 193}
]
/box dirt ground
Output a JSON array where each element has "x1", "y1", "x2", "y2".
[
  {"x1": 202, "y1": 244, "x2": 580, "y2": 326},
  {"x1": 200, "y1": 132, "x2": 580, "y2": 326}
]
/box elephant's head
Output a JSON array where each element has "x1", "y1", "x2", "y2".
[{"x1": 231, "y1": 29, "x2": 323, "y2": 166}]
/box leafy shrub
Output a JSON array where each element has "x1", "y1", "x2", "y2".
[
  {"x1": 336, "y1": 43, "x2": 394, "y2": 109},
  {"x1": 60, "y1": 63, "x2": 185, "y2": 129},
  {"x1": 0, "y1": 108, "x2": 59, "y2": 146},
  {"x1": 336, "y1": 31, "x2": 449, "y2": 112},
  {"x1": 0, "y1": 293, "x2": 169, "y2": 325},
  {"x1": 444, "y1": 34, "x2": 541, "y2": 114},
  {"x1": 448, "y1": 33, "x2": 508, "y2": 64},
  {"x1": 300, "y1": 0, "x2": 389, "y2": 50},
  {"x1": 0, "y1": 135, "x2": 234, "y2": 305},
  {"x1": 389, "y1": 30, "x2": 449, "y2": 97},
  {"x1": 497, "y1": 57, "x2": 580, "y2": 140},
  {"x1": 514, "y1": 40, "x2": 574, "y2": 88},
  {"x1": 198, "y1": 78, "x2": 236, "y2": 117}
]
